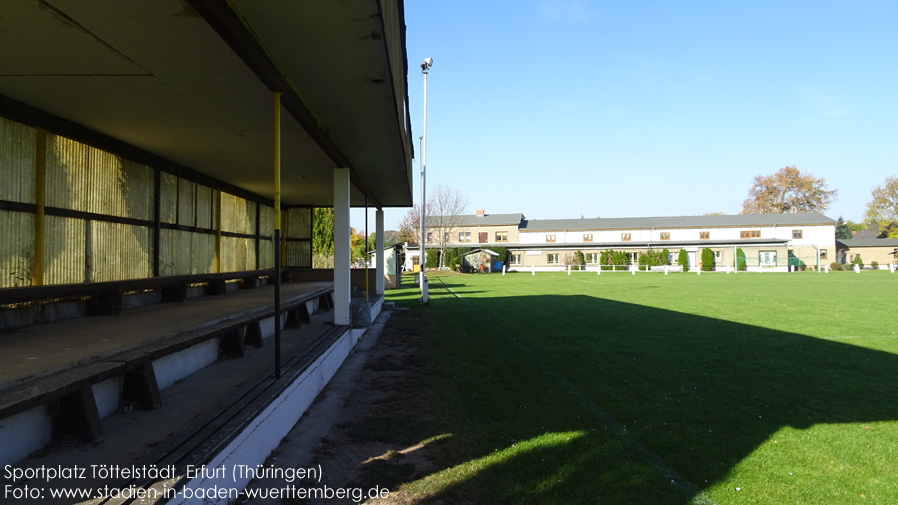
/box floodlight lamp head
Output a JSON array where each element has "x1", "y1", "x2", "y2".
[{"x1": 421, "y1": 57, "x2": 433, "y2": 72}]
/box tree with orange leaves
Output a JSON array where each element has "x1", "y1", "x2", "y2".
[{"x1": 741, "y1": 166, "x2": 837, "y2": 214}]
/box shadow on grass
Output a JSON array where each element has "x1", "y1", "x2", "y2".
[{"x1": 394, "y1": 291, "x2": 898, "y2": 504}]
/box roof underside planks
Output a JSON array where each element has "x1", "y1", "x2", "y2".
[{"x1": 0, "y1": 0, "x2": 413, "y2": 208}]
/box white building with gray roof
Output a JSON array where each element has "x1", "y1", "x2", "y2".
[{"x1": 414, "y1": 211, "x2": 838, "y2": 273}]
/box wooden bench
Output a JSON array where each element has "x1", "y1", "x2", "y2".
[{"x1": 0, "y1": 269, "x2": 277, "y2": 316}]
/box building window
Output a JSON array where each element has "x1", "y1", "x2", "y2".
[
  {"x1": 547, "y1": 253, "x2": 559, "y2": 264},
  {"x1": 496, "y1": 231, "x2": 508, "y2": 242},
  {"x1": 459, "y1": 231, "x2": 471, "y2": 242},
  {"x1": 627, "y1": 252, "x2": 638, "y2": 264},
  {"x1": 444, "y1": 232, "x2": 449, "y2": 242},
  {"x1": 700, "y1": 231, "x2": 710, "y2": 240},
  {"x1": 741, "y1": 230, "x2": 760, "y2": 239},
  {"x1": 427, "y1": 232, "x2": 433, "y2": 243},
  {"x1": 820, "y1": 249, "x2": 827, "y2": 260},
  {"x1": 583, "y1": 233, "x2": 593, "y2": 242},
  {"x1": 660, "y1": 232, "x2": 670, "y2": 240},
  {"x1": 586, "y1": 253, "x2": 599, "y2": 264},
  {"x1": 713, "y1": 250, "x2": 722, "y2": 261},
  {"x1": 668, "y1": 252, "x2": 677, "y2": 264},
  {"x1": 792, "y1": 229, "x2": 803, "y2": 239},
  {"x1": 759, "y1": 250, "x2": 777, "y2": 267},
  {"x1": 546, "y1": 234, "x2": 556, "y2": 243},
  {"x1": 511, "y1": 253, "x2": 522, "y2": 265},
  {"x1": 621, "y1": 233, "x2": 631, "y2": 241}
]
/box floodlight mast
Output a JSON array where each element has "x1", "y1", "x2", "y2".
[{"x1": 419, "y1": 58, "x2": 432, "y2": 304}]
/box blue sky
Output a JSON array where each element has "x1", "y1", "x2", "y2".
[{"x1": 355, "y1": 0, "x2": 898, "y2": 232}]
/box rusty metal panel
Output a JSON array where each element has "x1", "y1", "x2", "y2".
[
  {"x1": 45, "y1": 134, "x2": 90, "y2": 211},
  {"x1": 0, "y1": 210, "x2": 35, "y2": 287},
  {"x1": 89, "y1": 221, "x2": 152, "y2": 282},
  {"x1": 0, "y1": 117, "x2": 36, "y2": 204},
  {"x1": 43, "y1": 215, "x2": 86, "y2": 285}
]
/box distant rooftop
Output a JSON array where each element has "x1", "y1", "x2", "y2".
[
  {"x1": 521, "y1": 212, "x2": 836, "y2": 231},
  {"x1": 837, "y1": 238, "x2": 898, "y2": 247},
  {"x1": 426, "y1": 213, "x2": 525, "y2": 227}
]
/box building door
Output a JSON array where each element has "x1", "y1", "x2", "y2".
[
  {"x1": 759, "y1": 250, "x2": 777, "y2": 267},
  {"x1": 687, "y1": 252, "x2": 696, "y2": 270},
  {"x1": 479, "y1": 232, "x2": 488, "y2": 243}
]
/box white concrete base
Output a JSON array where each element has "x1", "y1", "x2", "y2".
[
  {"x1": 0, "y1": 405, "x2": 53, "y2": 466},
  {"x1": 153, "y1": 339, "x2": 220, "y2": 391},
  {"x1": 92, "y1": 376, "x2": 124, "y2": 419}
]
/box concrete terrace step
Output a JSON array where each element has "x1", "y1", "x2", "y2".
[{"x1": 0, "y1": 281, "x2": 335, "y2": 466}]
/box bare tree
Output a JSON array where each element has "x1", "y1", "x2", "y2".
[
  {"x1": 428, "y1": 184, "x2": 469, "y2": 267},
  {"x1": 397, "y1": 203, "x2": 426, "y2": 245},
  {"x1": 398, "y1": 200, "x2": 439, "y2": 243}
]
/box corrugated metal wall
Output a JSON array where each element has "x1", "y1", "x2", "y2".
[
  {"x1": 1, "y1": 116, "x2": 290, "y2": 288},
  {"x1": 0, "y1": 118, "x2": 36, "y2": 287},
  {"x1": 0, "y1": 118, "x2": 35, "y2": 204},
  {"x1": 258, "y1": 205, "x2": 275, "y2": 269},
  {"x1": 285, "y1": 207, "x2": 312, "y2": 268},
  {"x1": 0, "y1": 211, "x2": 35, "y2": 287},
  {"x1": 43, "y1": 215, "x2": 86, "y2": 285},
  {"x1": 159, "y1": 229, "x2": 215, "y2": 276}
]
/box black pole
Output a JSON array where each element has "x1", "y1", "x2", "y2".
[
  {"x1": 274, "y1": 229, "x2": 281, "y2": 378},
  {"x1": 365, "y1": 198, "x2": 369, "y2": 303},
  {"x1": 152, "y1": 168, "x2": 161, "y2": 277}
]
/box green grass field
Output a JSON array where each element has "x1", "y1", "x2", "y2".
[{"x1": 385, "y1": 270, "x2": 898, "y2": 505}]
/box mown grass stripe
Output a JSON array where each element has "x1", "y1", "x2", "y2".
[{"x1": 435, "y1": 276, "x2": 720, "y2": 505}]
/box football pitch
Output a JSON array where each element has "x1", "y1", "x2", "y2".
[{"x1": 384, "y1": 270, "x2": 898, "y2": 504}]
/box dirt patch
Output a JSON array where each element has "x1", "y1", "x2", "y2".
[{"x1": 291, "y1": 308, "x2": 446, "y2": 505}]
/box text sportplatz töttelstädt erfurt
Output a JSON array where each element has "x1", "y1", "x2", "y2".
[{"x1": 3, "y1": 464, "x2": 391, "y2": 502}]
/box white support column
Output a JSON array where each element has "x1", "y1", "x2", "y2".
[
  {"x1": 375, "y1": 209, "x2": 385, "y2": 295},
  {"x1": 333, "y1": 168, "x2": 351, "y2": 325}
]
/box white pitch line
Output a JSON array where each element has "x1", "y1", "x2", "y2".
[{"x1": 818, "y1": 335, "x2": 898, "y2": 340}]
